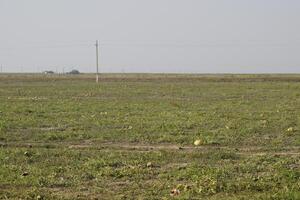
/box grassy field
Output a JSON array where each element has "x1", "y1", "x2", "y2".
[{"x1": 0, "y1": 74, "x2": 299, "y2": 199}]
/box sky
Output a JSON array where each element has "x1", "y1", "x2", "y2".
[{"x1": 1, "y1": 0, "x2": 300, "y2": 73}]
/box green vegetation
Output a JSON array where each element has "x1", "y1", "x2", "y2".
[{"x1": 0, "y1": 74, "x2": 299, "y2": 199}]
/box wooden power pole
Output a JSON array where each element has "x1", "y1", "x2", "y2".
[{"x1": 95, "y1": 40, "x2": 99, "y2": 83}]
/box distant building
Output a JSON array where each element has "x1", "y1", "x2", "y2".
[
  {"x1": 67, "y1": 69, "x2": 80, "y2": 75},
  {"x1": 43, "y1": 71, "x2": 54, "y2": 74}
]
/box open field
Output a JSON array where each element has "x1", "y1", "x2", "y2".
[{"x1": 0, "y1": 74, "x2": 299, "y2": 199}]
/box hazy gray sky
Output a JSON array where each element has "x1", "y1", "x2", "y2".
[{"x1": 1, "y1": 0, "x2": 300, "y2": 73}]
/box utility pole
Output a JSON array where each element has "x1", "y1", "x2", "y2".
[
  {"x1": 0, "y1": 65, "x2": 2, "y2": 73},
  {"x1": 95, "y1": 40, "x2": 99, "y2": 83}
]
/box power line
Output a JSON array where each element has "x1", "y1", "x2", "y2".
[
  {"x1": 100, "y1": 42, "x2": 300, "y2": 48},
  {"x1": 0, "y1": 43, "x2": 91, "y2": 50},
  {"x1": 1, "y1": 40, "x2": 300, "y2": 50}
]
